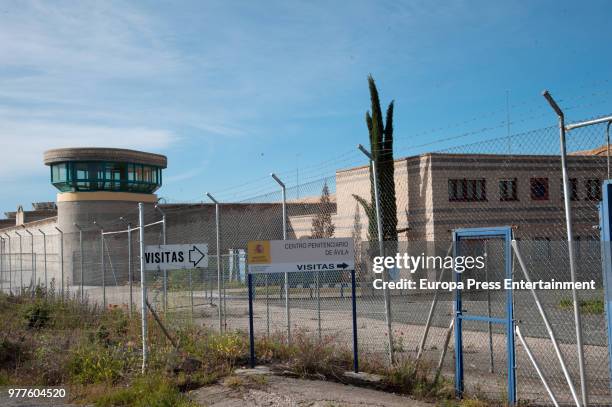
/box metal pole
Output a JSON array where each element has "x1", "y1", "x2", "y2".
[
  {"x1": 516, "y1": 325, "x2": 560, "y2": 407},
  {"x1": 248, "y1": 270, "x2": 256, "y2": 368},
  {"x1": 0, "y1": 238, "x2": 4, "y2": 294},
  {"x1": 317, "y1": 270, "x2": 321, "y2": 341},
  {"x1": 15, "y1": 231, "x2": 23, "y2": 293},
  {"x1": 512, "y1": 239, "x2": 581, "y2": 406},
  {"x1": 190, "y1": 268, "x2": 193, "y2": 321},
  {"x1": 155, "y1": 204, "x2": 167, "y2": 313},
  {"x1": 434, "y1": 318, "x2": 455, "y2": 384},
  {"x1": 543, "y1": 90, "x2": 588, "y2": 406},
  {"x1": 206, "y1": 193, "x2": 223, "y2": 333},
  {"x1": 23, "y1": 228, "x2": 34, "y2": 290},
  {"x1": 484, "y1": 241, "x2": 494, "y2": 373},
  {"x1": 93, "y1": 221, "x2": 105, "y2": 308},
  {"x1": 54, "y1": 227, "x2": 64, "y2": 299},
  {"x1": 120, "y1": 218, "x2": 133, "y2": 316},
  {"x1": 606, "y1": 121, "x2": 611, "y2": 180},
  {"x1": 351, "y1": 268, "x2": 358, "y2": 373},
  {"x1": 3, "y1": 234, "x2": 11, "y2": 295},
  {"x1": 266, "y1": 273, "x2": 270, "y2": 337},
  {"x1": 38, "y1": 230, "x2": 48, "y2": 296},
  {"x1": 74, "y1": 223, "x2": 84, "y2": 302},
  {"x1": 565, "y1": 115, "x2": 612, "y2": 131},
  {"x1": 358, "y1": 144, "x2": 394, "y2": 365},
  {"x1": 271, "y1": 173, "x2": 290, "y2": 343},
  {"x1": 138, "y1": 202, "x2": 147, "y2": 373}
]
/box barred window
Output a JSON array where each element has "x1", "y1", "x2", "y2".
[
  {"x1": 448, "y1": 179, "x2": 486, "y2": 202},
  {"x1": 499, "y1": 178, "x2": 518, "y2": 201},
  {"x1": 530, "y1": 178, "x2": 549, "y2": 201},
  {"x1": 560, "y1": 178, "x2": 578, "y2": 201},
  {"x1": 585, "y1": 179, "x2": 601, "y2": 201}
]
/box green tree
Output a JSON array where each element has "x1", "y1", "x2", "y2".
[
  {"x1": 353, "y1": 75, "x2": 398, "y2": 242},
  {"x1": 311, "y1": 182, "x2": 335, "y2": 238}
]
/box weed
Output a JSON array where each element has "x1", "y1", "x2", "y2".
[
  {"x1": 223, "y1": 375, "x2": 244, "y2": 389},
  {"x1": 23, "y1": 300, "x2": 51, "y2": 329},
  {"x1": 68, "y1": 345, "x2": 131, "y2": 384}
]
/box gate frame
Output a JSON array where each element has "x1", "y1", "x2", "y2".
[
  {"x1": 599, "y1": 180, "x2": 612, "y2": 393},
  {"x1": 453, "y1": 226, "x2": 516, "y2": 405}
]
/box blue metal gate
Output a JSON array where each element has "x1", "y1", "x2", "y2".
[
  {"x1": 599, "y1": 180, "x2": 612, "y2": 393},
  {"x1": 453, "y1": 226, "x2": 516, "y2": 404}
]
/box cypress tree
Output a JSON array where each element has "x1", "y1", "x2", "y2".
[{"x1": 353, "y1": 75, "x2": 397, "y2": 242}]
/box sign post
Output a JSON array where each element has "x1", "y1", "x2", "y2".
[{"x1": 246, "y1": 238, "x2": 356, "y2": 370}]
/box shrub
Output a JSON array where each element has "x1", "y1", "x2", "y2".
[
  {"x1": 0, "y1": 337, "x2": 25, "y2": 369},
  {"x1": 23, "y1": 301, "x2": 51, "y2": 329}
]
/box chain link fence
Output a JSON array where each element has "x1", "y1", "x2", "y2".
[{"x1": 1, "y1": 115, "x2": 612, "y2": 405}]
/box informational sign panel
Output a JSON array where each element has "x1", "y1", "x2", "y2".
[
  {"x1": 145, "y1": 244, "x2": 208, "y2": 271},
  {"x1": 247, "y1": 238, "x2": 354, "y2": 274}
]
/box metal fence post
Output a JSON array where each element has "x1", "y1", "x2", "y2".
[
  {"x1": 38, "y1": 230, "x2": 48, "y2": 296},
  {"x1": 0, "y1": 237, "x2": 4, "y2": 294},
  {"x1": 54, "y1": 227, "x2": 64, "y2": 299},
  {"x1": 543, "y1": 90, "x2": 588, "y2": 406},
  {"x1": 271, "y1": 173, "x2": 290, "y2": 343},
  {"x1": 606, "y1": 121, "x2": 611, "y2": 180},
  {"x1": 155, "y1": 204, "x2": 167, "y2": 312},
  {"x1": 317, "y1": 270, "x2": 321, "y2": 341},
  {"x1": 138, "y1": 202, "x2": 147, "y2": 373},
  {"x1": 74, "y1": 223, "x2": 84, "y2": 302},
  {"x1": 3, "y1": 234, "x2": 10, "y2": 295},
  {"x1": 15, "y1": 231, "x2": 23, "y2": 293},
  {"x1": 93, "y1": 221, "x2": 105, "y2": 308},
  {"x1": 189, "y1": 268, "x2": 194, "y2": 321},
  {"x1": 358, "y1": 144, "x2": 394, "y2": 365},
  {"x1": 351, "y1": 268, "x2": 358, "y2": 373},
  {"x1": 120, "y1": 218, "x2": 133, "y2": 315},
  {"x1": 248, "y1": 268, "x2": 256, "y2": 368},
  {"x1": 23, "y1": 228, "x2": 34, "y2": 290},
  {"x1": 206, "y1": 193, "x2": 223, "y2": 333}
]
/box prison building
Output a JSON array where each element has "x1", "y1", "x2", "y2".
[
  {"x1": 328, "y1": 151, "x2": 607, "y2": 242},
  {"x1": 0, "y1": 146, "x2": 606, "y2": 290}
]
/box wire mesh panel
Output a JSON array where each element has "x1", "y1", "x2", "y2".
[{"x1": 1, "y1": 113, "x2": 611, "y2": 405}]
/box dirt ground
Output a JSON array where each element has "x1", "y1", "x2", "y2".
[{"x1": 188, "y1": 374, "x2": 435, "y2": 407}]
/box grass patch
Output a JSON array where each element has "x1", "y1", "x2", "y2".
[
  {"x1": 559, "y1": 298, "x2": 604, "y2": 314},
  {"x1": 93, "y1": 375, "x2": 197, "y2": 407},
  {"x1": 0, "y1": 289, "x2": 494, "y2": 406}
]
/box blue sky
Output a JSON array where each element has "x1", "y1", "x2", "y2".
[{"x1": 1, "y1": 0, "x2": 611, "y2": 213}]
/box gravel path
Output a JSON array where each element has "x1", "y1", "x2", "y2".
[{"x1": 188, "y1": 375, "x2": 434, "y2": 407}]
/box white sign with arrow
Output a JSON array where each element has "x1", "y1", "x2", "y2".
[
  {"x1": 144, "y1": 244, "x2": 208, "y2": 271},
  {"x1": 247, "y1": 238, "x2": 354, "y2": 274}
]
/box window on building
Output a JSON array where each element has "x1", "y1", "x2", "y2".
[
  {"x1": 499, "y1": 178, "x2": 518, "y2": 201},
  {"x1": 448, "y1": 179, "x2": 486, "y2": 202},
  {"x1": 585, "y1": 179, "x2": 601, "y2": 201},
  {"x1": 534, "y1": 237, "x2": 552, "y2": 259},
  {"x1": 560, "y1": 178, "x2": 578, "y2": 201},
  {"x1": 530, "y1": 178, "x2": 549, "y2": 200}
]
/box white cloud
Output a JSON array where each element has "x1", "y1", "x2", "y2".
[{"x1": 0, "y1": 120, "x2": 177, "y2": 179}]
